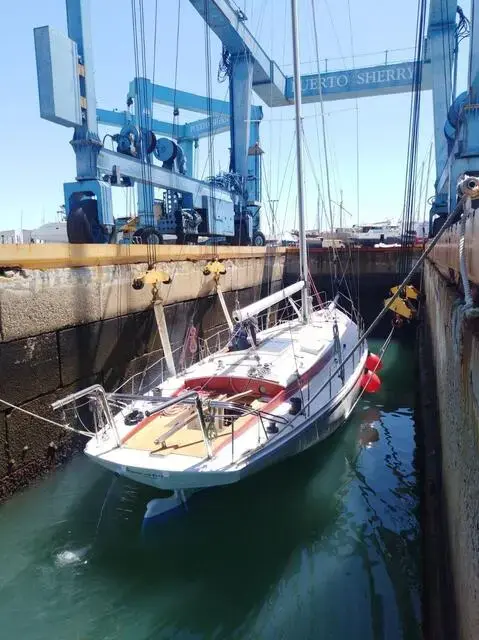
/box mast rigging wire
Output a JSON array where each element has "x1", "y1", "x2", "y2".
[
  {"x1": 172, "y1": 0, "x2": 182, "y2": 138},
  {"x1": 345, "y1": 0, "x2": 361, "y2": 320},
  {"x1": 299, "y1": 195, "x2": 468, "y2": 417},
  {"x1": 130, "y1": 0, "x2": 159, "y2": 264},
  {"x1": 399, "y1": 0, "x2": 427, "y2": 277},
  {"x1": 310, "y1": 0, "x2": 342, "y2": 305},
  {"x1": 310, "y1": 1, "x2": 334, "y2": 241}
]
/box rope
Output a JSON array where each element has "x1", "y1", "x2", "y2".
[
  {"x1": 422, "y1": 141, "x2": 434, "y2": 236},
  {"x1": 0, "y1": 397, "x2": 84, "y2": 435},
  {"x1": 346, "y1": 326, "x2": 395, "y2": 418}
]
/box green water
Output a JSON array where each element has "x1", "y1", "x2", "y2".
[{"x1": 0, "y1": 340, "x2": 421, "y2": 639}]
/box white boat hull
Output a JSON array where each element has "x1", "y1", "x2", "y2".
[{"x1": 85, "y1": 347, "x2": 365, "y2": 492}]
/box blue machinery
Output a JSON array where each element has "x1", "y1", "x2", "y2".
[{"x1": 34, "y1": 0, "x2": 478, "y2": 244}]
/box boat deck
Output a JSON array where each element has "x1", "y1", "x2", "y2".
[{"x1": 121, "y1": 397, "x2": 267, "y2": 459}]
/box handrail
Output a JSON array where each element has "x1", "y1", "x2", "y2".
[
  {"x1": 195, "y1": 396, "x2": 213, "y2": 459},
  {"x1": 51, "y1": 383, "x2": 106, "y2": 410},
  {"x1": 52, "y1": 384, "x2": 121, "y2": 446},
  {"x1": 108, "y1": 392, "x2": 289, "y2": 424},
  {"x1": 142, "y1": 391, "x2": 200, "y2": 417}
]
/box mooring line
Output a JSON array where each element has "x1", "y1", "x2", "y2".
[{"x1": 0, "y1": 397, "x2": 87, "y2": 435}]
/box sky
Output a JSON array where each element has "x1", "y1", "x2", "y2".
[{"x1": 0, "y1": 0, "x2": 472, "y2": 233}]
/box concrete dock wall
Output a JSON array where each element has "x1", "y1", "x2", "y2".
[
  {"x1": 422, "y1": 260, "x2": 479, "y2": 640},
  {"x1": 0, "y1": 255, "x2": 285, "y2": 341}
]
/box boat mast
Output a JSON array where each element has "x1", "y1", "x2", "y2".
[{"x1": 290, "y1": 0, "x2": 309, "y2": 322}]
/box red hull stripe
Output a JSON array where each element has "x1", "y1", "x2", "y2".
[{"x1": 214, "y1": 342, "x2": 335, "y2": 453}]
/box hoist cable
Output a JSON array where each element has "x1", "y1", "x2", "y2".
[
  {"x1": 152, "y1": 0, "x2": 159, "y2": 112},
  {"x1": 130, "y1": 0, "x2": 146, "y2": 237},
  {"x1": 172, "y1": 0, "x2": 182, "y2": 138},
  {"x1": 203, "y1": 0, "x2": 217, "y2": 250},
  {"x1": 130, "y1": 0, "x2": 161, "y2": 262},
  {"x1": 131, "y1": 1, "x2": 147, "y2": 243}
]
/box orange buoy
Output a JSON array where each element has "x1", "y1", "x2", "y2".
[
  {"x1": 361, "y1": 371, "x2": 381, "y2": 393},
  {"x1": 365, "y1": 352, "x2": 382, "y2": 372}
]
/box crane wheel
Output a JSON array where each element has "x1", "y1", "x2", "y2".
[
  {"x1": 66, "y1": 206, "x2": 95, "y2": 244},
  {"x1": 252, "y1": 231, "x2": 266, "y2": 247},
  {"x1": 133, "y1": 227, "x2": 164, "y2": 244}
]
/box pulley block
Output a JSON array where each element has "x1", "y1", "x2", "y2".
[
  {"x1": 132, "y1": 269, "x2": 171, "y2": 291},
  {"x1": 202, "y1": 260, "x2": 226, "y2": 278}
]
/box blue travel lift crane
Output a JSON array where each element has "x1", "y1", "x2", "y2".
[
  {"x1": 34, "y1": 0, "x2": 268, "y2": 246},
  {"x1": 33, "y1": 0, "x2": 474, "y2": 245}
]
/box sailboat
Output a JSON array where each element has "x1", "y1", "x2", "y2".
[{"x1": 52, "y1": 0, "x2": 371, "y2": 519}]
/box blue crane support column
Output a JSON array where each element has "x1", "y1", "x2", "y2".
[
  {"x1": 428, "y1": 0, "x2": 456, "y2": 216},
  {"x1": 63, "y1": 0, "x2": 113, "y2": 229},
  {"x1": 469, "y1": 0, "x2": 479, "y2": 100},
  {"x1": 66, "y1": 0, "x2": 100, "y2": 178},
  {"x1": 444, "y1": 0, "x2": 479, "y2": 210},
  {"x1": 465, "y1": 0, "x2": 479, "y2": 156},
  {"x1": 229, "y1": 52, "x2": 254, "y2": 186}
]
